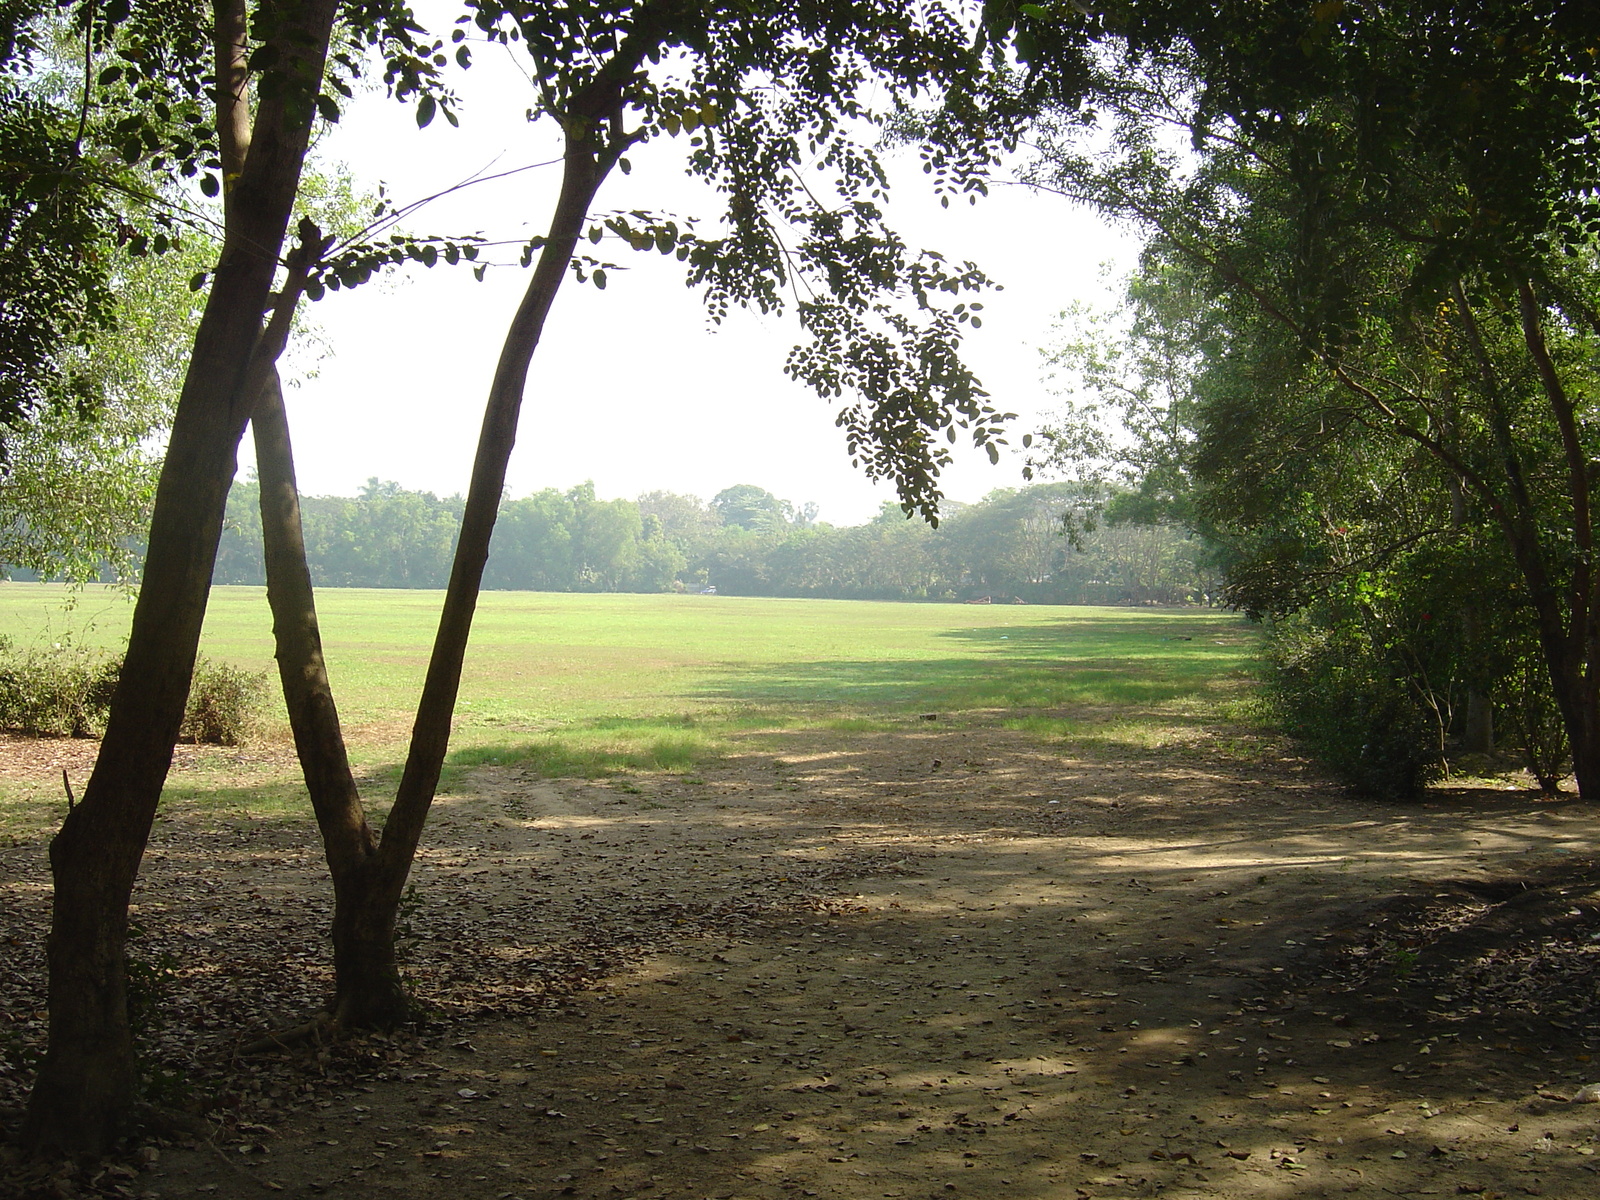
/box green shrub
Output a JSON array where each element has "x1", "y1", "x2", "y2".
[
  {"x1": 1264, "y1": 614, "x2": 1441, "y2": 799},
  {"x1": 180, "y1": 657, "x2": 269, "y2": 746},
  {"x1": 0, "y1": 638, "x2": 121, "y2": 736},
  {"x1": 0, "y1": 640, "x2": 268, "y2": 745},
  {"x1": 1501, "y1": 653, "x2": 1570, "y2": 792}
]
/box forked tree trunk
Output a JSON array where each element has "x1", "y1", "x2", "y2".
[
  {"x1": 246, "y1": 90, "x2": 634, "y2": 1031},
  {"x1": 23, "y1": 0, "x2": 341, "y2": 1155},
  {"x1": 347, "y1": 105, "x2": 626, "y2": 1017}
]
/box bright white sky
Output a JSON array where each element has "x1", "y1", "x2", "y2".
[{"x1": 256, "y1": 12, "x2": 1139, "y2": 527}]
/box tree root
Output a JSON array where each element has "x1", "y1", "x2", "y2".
[
  {"x1": 236, "y1": 1013, "x2": 336, "y2": 1057},
  {"x1": 130, "y1": 1101, "x2": 214, "y2": 1141}
]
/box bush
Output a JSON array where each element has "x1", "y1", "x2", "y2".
[
  {"x1": 1264, "y1": 614, "x2": 1442, "y2": 799},
  {"x1": 1501, "y1": 653, "x2": 1570, "y2": 793},
  {"x1": 179, "y1": 658, "x2": 269, "y2": 746},
  {"x1": 0, "y1": 640, "x2": 268, "y2": 745},
  {"x1": 0, "y1": 637, "x2": 120, "y2": 737}
]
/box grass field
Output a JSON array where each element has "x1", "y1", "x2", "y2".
[{"x1": 0, "y1": 584, "x2": 1259, "y2": 793}]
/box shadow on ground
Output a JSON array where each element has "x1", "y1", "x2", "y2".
[{"x1": 2, "y1": 724, "x2": 1597, "y2": 1200}]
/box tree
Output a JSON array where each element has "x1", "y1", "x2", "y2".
[
  {"x1": 636, "y1": 489, "x2": 720, "y2": 558},
  {"x1": 486, "y1": 488, "x2": 578, "y2": 590},
  {"x1": 1028, "y1": 265, "x2": 1211, "y2": 534},
  {"x1": 570, "y1": 484, "x2": 643, "y2": 590},
  {"x1": 25, "y1": 0, "x2": 451, "y2": 1153},
  {"x1": 1017, "y1": 1, "x2": 1600, "y2": 791},
  {"x1": 240, "y1": 0, "x2": 1039, "y2": 1048},
  {"x1": 624, "y1": 513, "x2": 688, "y2": 592},
  {"x1": 0, "y1": 9, "x2": 122, "y2": 440},
  {"x1": 0, "y1": 10, "x2": 218, "y2": 581},
  {"x1": 712, "y1": 483, "x2": 793, "y2": 532},
  {"x1": 0, "y1": 244, "x2": 204, "y2": 582},
  {"x1": 940, "y1": 484, "x2": 1082, "y2": 596}
]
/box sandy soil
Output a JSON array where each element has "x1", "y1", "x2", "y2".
[{"x1": 3, "y1": 720, "x2": 1600, "y2": 1200}]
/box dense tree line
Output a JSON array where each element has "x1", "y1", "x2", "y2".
[
  {"x1": 210, "y1": 478, "x2": 1215, "y2": 605},
  {"x1": 1026, "y1": 2, "x2": 1600, "y2": 796}
]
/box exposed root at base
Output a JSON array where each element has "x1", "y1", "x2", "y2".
[{"x1": 236, "y1": 1014, "x2": 335, "y2": 1057}]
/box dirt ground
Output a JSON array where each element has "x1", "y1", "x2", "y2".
[{"x1": 3, "y1": 718, "x2": 1600, "y2": 1200}]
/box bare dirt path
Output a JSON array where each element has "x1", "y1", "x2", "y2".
[{"x1": 4, "y1": 722, "x2": 1600, "y2": 1199}]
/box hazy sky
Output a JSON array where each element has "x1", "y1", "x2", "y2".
[{"x1": 260, "y1": 18, "x2": 1138, "y2": 527}]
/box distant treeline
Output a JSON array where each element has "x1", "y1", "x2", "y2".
[{"x1": 209, "y1": 479, "x2": 1217, "y2": 605}]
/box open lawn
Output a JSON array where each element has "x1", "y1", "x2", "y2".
[{"x1": 0, "y1": 583, "x2": 1257, "y2": 786}]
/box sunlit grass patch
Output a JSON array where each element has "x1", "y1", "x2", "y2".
[
  {"x1": 0, "y1": 785, "x2": 65, "y2": 838},
  {"x1": 445, "y1": 718, "x2": 721, "y2": 780},
  {"x1": 809, "y1": 716, "x2": 903, "y2": 733},
  {"x1": 160, "y1": 779, "x2": 309, "y2": 820},
  {"x1": 1001, "y1": 694, "x2": 1264, "y2": 755},
  {"x1": 1001, "y1": 713, "x2": 1198, "y2": 749},
  {"x1": 1000, "y1": 714, "x2": 1082, "y2": 737}
]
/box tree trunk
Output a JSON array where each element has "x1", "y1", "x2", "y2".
[
  {"x1": 329, "y1": 861, "x2": 412, "y2": 1028},
  {"x1": 253, "y1": 367, "x2": 411, "y2": 1024},
  {"x1": 23, "y1": 0, "x2": 341, "y2": 1155},
  {"x1": 322, "y1": 101, "x2": 630, "y2": 1018},
  {"x1": 1461, "y1": 689, "x2": 1494, "y2": 754},
  {"x1": 252, "y1": 91, "x2": 631, "y2": 1031}
]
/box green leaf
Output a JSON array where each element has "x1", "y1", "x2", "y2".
[
  {"x1": 199, "y1": 174, "x2": 220, "y2": 198},
  {"x1": 593, "y1": 268, "x2": 607, "y2": 290},
  {"x1": 416, "y1": 95, "x2": 437, "y2": 129}
]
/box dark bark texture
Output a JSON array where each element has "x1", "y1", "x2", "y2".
[
  {"x1": 253, "y1": 368, "x2": 410, "y2": 1026},
  {"x1": 23, "y1": 0, "x2": 341, "y2": 1155}
]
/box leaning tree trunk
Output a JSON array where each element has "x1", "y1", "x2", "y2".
[
  {"x1": 325, "y1": 96, "x2": 631, "y2": 1022},
  {"x1": 23, "y1": 0, "x2": 341, "y2": 1156},
  {"x1": 242, "y1": 85, "x2": 634, "y2": 1030},
  {"x1": 252, "y1": 366, "x2": 411, "y2": 1026}
]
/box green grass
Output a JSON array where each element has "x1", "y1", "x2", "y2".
[{"x1": 0, "y1": 585, "x2": 1259, "y2": 795}]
